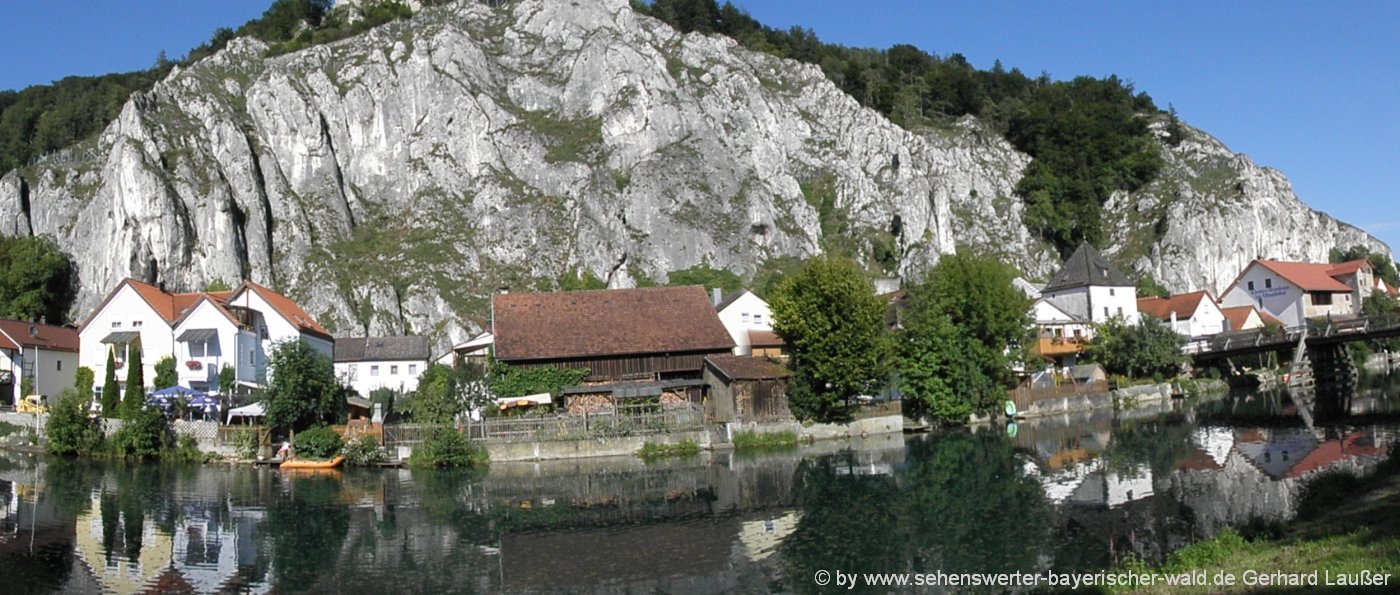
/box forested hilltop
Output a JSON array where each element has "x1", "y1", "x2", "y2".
[
  {"x1": 636, "y1": 0, "x2": 1169, "y2": 258},
  {"x1": 0, "y1": 0, "x2": 1385, "y2": 348}
]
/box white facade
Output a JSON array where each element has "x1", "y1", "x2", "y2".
[
  {"x1": 224, "y1": 286, "x2": 335, "y2": 360},
  {"x1": 171, "y1": 298, "x2": 256, "y2": 392},
  {"x1": 1, "y1": 339, "x2": 79, "y2": 405},
  {"x1": 78, "y1": 283, "x2": 176, "y2": 401},
  {"x1": 1030, "y1": 299, "x2": 1092, "y2": 339},
  {"x1": 1220, "y1": 263, "x2": 1353, "y2": 328},
  {"x1": 1176, "y1": 300, "x2": 1227, "y2": 337},
  {"x1": 1042, "y1": 284, "x2": 1139, "y2": 325},
  {"x1": 336, "y1": 359, "x2": 427, "y2": 397},
  {"x1": 715, "y1": 291, "x2": 774, "y2": 356}
]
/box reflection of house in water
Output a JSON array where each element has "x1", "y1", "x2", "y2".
[
  {"x1": 737, "y1": 511, "x2": 800, "y2": 562},
  {"x1": 72, "y1": 494, "x2": 175, "y2": 594},
  {"x1": 1232, "y1": 428, "x2": 1320, "y2": 479}
]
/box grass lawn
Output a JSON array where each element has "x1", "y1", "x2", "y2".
[{"x1": 1120, "y1": 464, "x2": 1400, "y2": 593}]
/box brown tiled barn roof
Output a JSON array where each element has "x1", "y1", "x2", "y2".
[{"x1": 493, "y1": 286, "x2": 735, "y2": 361}]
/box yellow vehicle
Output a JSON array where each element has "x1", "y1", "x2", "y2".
[{"x1": 17, "y1": 394, "x2": 48, "y2": 415}]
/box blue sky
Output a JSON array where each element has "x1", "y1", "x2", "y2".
[{"x1": 2, "y1": 1, "x2": 1397, "y2": 251}]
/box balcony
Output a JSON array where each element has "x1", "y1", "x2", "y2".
[
  {"x1": 178, "y1": 357, "x2": 217, "y2": 384},
  {"x1": 1033, "y1": 337, "x2": 1088, "y2": 357}
]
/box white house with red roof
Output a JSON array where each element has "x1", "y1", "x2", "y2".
[
  {"x1": 713, "y1": 289, "x2": 784, "y2": 356},
  {"x1": 79, "y1": 279, "x2": 332, "y2": 399},
  {"x1": 0, "y1": 320, "x2": 80, "y2": 406},
  {"x1": 1220, "y1": 259, "x2": 1370, "y2": 328},
  {"x1": 1136, "y1": 291, "x2": 1226, "y2": 337}
]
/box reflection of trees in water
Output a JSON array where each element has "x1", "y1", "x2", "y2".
[
  {"x1": 264, "y1": 475, "x2": 350, "y2": 593},
  {"x1": 1103, "y1": 413, "x2": 1197, "y2": 477},
  {"x1": 781, "y1": 432, "x2": 1053, "y2": 591}
]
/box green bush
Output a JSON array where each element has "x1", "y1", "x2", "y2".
[
  {"x1": 231, "y1": 428, "x2": 260, "y2": 460},
  {"x1": 343, "y1": 435, "x2": 386, "y2": 466},
  {"x1": 166, "y1": 435, "x2": 206, "y2": 463},
  {"x1": 637, "y1": 439, "x2": 700, "y2": 460},
  {"x1": 408, "y1": 428, "x2": 487, "y2": 468},
  {"x1": 733, "y1": 430, "x2": 800, "y2": 451},
  {"x1": 110, "y1": 406, "x2": 172, "y2": 459},
  {"x1": 294, "y1": 426, "x2": 343, "y2": 460},
  {"x1": 45, "y1": 389, "x2": 103, "y2": 456}
]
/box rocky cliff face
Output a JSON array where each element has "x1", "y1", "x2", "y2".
[{"x1": 0, "y1": 0, "x2": 1387, "y2": 349}]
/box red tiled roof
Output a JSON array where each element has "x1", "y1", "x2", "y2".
[
  {"x1": 747, "y1": 329, "x2": 785, "y2": 347},
  {"x1": 1284, "y1": 432, "x2": 1382, "y2": 479},
  {"x1": 236, "y1": 281, "x2": 330, "y2": 338},
  {"x1": 0, "y1": 331, "x2": 17, "y2": 351},
  {"x1": 1220, "y1": 306, "x2": 1260, "y2": 331},
  {"x1": 1326, "y1": 259, "x2": 1370, "y2": 277},
  {"x1": 1252, "y1": 260, "x2": 1354, "y2": 292},
  {"x1": 0, "y1": 320, "x2": 80, "y2": 352},
  {"x1": 493, "y1": 286, "x2": 735, "y2": 361},
  {"x1": 705, "y1": 355, "x2": 790, "y2": 381},
  {"x1": 1137, "y1": 291, "x2": 1210, "y2": 322}
]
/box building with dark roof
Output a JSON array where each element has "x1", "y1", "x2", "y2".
[
  {"x1": 702, "y1": 355, "x2": 792, "y2": 423},
  {"x1": 1039, "y1": 243, "x2": 1139, "y2": 325},
  {"x1": 334, "y1": 336, "x2": 432, "y2": 397},
  {"x1": 492, "y1": 286, "x2": 735, "y2": 382}
]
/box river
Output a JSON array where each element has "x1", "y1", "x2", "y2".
[{"x1": 3, "y1": 375, "x2": 1400, "y2": 593}]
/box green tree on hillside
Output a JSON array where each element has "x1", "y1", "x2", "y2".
[
  {"x1": 0, "y1": 235, "x2": 76, "y2": 323},
  {"x1": 264, "y1": 340, "x2": 340, "y2": 432},
  {"x1": 769, "y1": 255, "x2": 891, "y2": 421},
  {"x1": 667, "y1": 263, "x2": 744, "y2": 294}
]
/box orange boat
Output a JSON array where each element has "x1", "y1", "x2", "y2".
[{"x1": 280, "y1": 455, "x2": 345, "y2": 470}]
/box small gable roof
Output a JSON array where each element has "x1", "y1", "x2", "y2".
[
  {"x1": 705, "y1": 355, "x2": 789, "y2": 382},
  {"x1": 80, "y1": 278, "x2": 231, "y2": 330},
  {"x1": 1220, "y1": 306, "x2": 1261, "y2": 331},
  {"x1": 493, "y1": 286, "x2": 735, "y2": 361},
  {"x1": 1042, "y1": 243, "x2": 1134, "y2": 292},
  {"x1": 334, "y1": 336, "x2": 430, "y2": 363},
  {"x1": 0, "y1": 320, "x2": 79, "y2": 353},
  {"x1": 1326, "y1": 259, "x2": 1371, "y2": 277},
  {"x1": 1251, "y1": 260, "x2": 1353, "y2": 292},
  {"x1": 1137, "y1": 291, "x2": 1213, "y2": 322},
  {"x1": 232, "y1": 281, "x2": 331, "y2": 338}
]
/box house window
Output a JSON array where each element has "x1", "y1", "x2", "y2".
[
  {"x1": 1109, "y1": 288, "x2": 1115, "y2": 296},
  {"x1": 190, "y1": 342, "x2": 206, "y2": 358},
  {"x1": 742, "y1": 313, "x2": 750, "y2": 323},
  {"x1": 1312, "y1": 292, "x2": 1333, "y2": 306},
  {"x1": 1265, "y1": 278, "x2": 1272, "y2": 289},
  {"x1": 111, "y1": 321, "x2": 122, "y2": 328},
  {"x1": 1073, "y1": 329, "x2": 1083, "y2": 338},
  {"x1": 259, "y1": 326, "x2": 269, "y2": 340},
  {"x1": 409, "y1": 364, "x2": 418, "y2": 376},
  {"x1": 1103, "y1": 307, "x2": 1110, "y2": 318},
  {"x1": 753, "y1": 313, "x2": 763, "y2": 325},
  {"x1": 56, "y1": 360, "x2": 62, "y2": 371},
  {"x1": 132, "y1": 321, "x2": 143, "y2": 328},
  {"x1": 390, "y1": 365, "x2": 399, "y2": 375},
  {"x1": 1248, "y1": 281, "x2": 1255, "y2": 291},
  {"x1": 371, "y1": 365, "x2": 380, "y2": 377},
  {"x1": 1117, "y1": 307, "x2": 1123, "y2": 316}
]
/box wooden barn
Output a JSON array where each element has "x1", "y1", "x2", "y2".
[
  {"x1": 703, "y1": 355, "x2": 792, "y2": 423},
  {"x1": 493, "y1": 286, "x2": 736, "y2": 410}
]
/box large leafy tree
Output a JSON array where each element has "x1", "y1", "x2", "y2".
[
  {"x1": 898, "y1": 253, "x2": 1032, "y2": 423},
  {"x1": 769, "y1": 255, "x2": 891, "y2": 421},
  {"x1": 1084, "y1": 316, "x2": 1185, "y2": 380},
  {"x1": 0, "y1": 235, "x2": 76, "y2": 323},
  {"x1": 264, "y1": 340, "x2": 340, "y2": 432},
  {"x1": 400, "y1": 363, "x2": 490, "y2": 424}
]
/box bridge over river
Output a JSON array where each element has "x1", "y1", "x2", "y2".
[{"x1": 1188, "y1": 313, "x2": 1400, "y2": 388}]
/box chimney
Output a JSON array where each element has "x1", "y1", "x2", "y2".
[{"x1": 712, "y1": 288, "x2": 722, "y2": 306}]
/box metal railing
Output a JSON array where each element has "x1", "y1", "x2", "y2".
[{"x1": 1191, "y1": 313, "x2": 1400, "y2": 358}]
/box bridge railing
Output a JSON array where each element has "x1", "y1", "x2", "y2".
[{"x1": 1193, "y1": 312, "x2": 1400, "y2": 358}]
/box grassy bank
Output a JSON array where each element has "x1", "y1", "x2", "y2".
[
  {"x1": 733, "y1": 430, "x2": 800, "y2": 451},
  {"x1": 636, "y1": 439, "x2": 700, "y2": 460},
  {"x1": 1119, "y1": 461, "x2": 1400, "y2": 593}
]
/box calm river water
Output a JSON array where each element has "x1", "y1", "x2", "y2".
[{"x1": 4, "y1": 376, "x2": 1400, "y2": 593}]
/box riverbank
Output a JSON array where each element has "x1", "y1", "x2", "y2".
[{"x1": 1121, "y1": 458, "x2": 1400, "y2": 593}]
